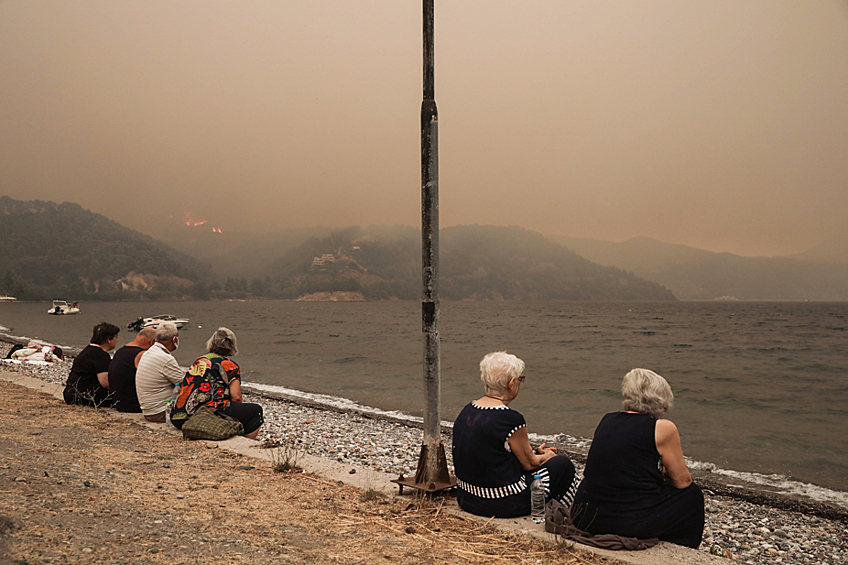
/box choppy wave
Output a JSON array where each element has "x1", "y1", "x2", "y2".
[
  {"x1": 245, "y1": 382, "x2": 848, "y2": 510},
  {"x1": 688, "y1": 460, "x2": 848, "y2": 509},
  {"x1": 530, "y1": 431, "x2": 593, "y2": 452}
]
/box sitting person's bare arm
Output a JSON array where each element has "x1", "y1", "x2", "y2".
[
  {"x1": 508, "y1": 427, "x2": 557, "y2": 471},
  {"x1": 655, "y1": 419, "x2": 692, "y2": 489},
  {"x1": 96, "y1": 371, "x2": 110, "y2": 389},
  {"x1": 228, "y1": 379, "x2": 243, "y2": 403}
]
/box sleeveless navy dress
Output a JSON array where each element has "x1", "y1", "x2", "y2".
[{"x1": 572, "y1": 412, "x2": 704, "y2": 548}]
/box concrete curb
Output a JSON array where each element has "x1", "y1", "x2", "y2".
[{"x1": 1, "y1": 370, "x2": 731, "y2": 565}]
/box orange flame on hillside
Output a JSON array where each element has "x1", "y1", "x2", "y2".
[{"x1": 180, "y1": 212, "x2": 221, "y2": 233}]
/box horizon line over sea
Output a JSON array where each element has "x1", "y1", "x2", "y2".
[{"x1": 2, "y1": 299, "x2": 847, "y2": 507}]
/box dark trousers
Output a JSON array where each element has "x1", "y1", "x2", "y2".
[
  {"x1": 457, "y1": 454, "x2": 578, "y2": 518},
  {"x1": 573, "y1": 482, "x2": 705, "y2": 548},
  {"x1": 220, "y1": 402, "x2": 264, "y2": 434}
]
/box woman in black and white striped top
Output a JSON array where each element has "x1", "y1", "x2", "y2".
[{"x1": 452, "y1": 351, "x2": 579, "y2": 518}]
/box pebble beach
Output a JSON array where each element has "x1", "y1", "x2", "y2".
[{"x1": 2, "y1": 343, "x2": 846, "y2": 564}]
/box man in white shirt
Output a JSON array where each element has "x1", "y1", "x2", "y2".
[{"x1": 135, "y1": 322, "x2": 184, "y2": 422}]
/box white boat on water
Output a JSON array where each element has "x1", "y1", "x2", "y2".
[
  {"x1": 0, "y1": 296, "x2": 17, "y2": 302},
  {"x1": 127, "y1": 315, "x2": 190, "y2": 332},
  {"x1": 47, "y1": 300, "x2": 81, "y2": 315}
]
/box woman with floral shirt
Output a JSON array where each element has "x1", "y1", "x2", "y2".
[{"x1": 170, "y1": 327, "x2": 263, "y2": 439}]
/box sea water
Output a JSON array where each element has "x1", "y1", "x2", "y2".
[{"x1": 2, "y1": 299, "x2": 847, "y2": 505}]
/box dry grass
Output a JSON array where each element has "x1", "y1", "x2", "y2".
[
  {"x1": 324, "y1": 496, "x2": 594, "y2": 564},
  {"x1": 266, "y1": 440, "x2": 303, "y2": 474}
]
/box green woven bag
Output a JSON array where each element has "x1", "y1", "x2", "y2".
[{"x1": 181, "y1": 406, "x2": 244, "y2": 440}]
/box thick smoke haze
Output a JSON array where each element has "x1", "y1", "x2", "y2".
[{"x1": 1, "y1": 1, "x2": 847, "y2": 256}]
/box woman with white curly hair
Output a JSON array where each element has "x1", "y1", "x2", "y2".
[
  {"x1": 571, "y1": 368, "x2": 704, "y2": 548},
  {"x1": 170, "y1": 327, "x2": 264, "y2": 439},
  {"x1": 452, "y1": 351, "x2": 579, "y2": 518}
]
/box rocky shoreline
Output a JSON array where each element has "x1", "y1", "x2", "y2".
[{"x1": 1, "y1": 343, "x2": 846, "y2": 564}]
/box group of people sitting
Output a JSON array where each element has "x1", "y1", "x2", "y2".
[
  {"x1": 62, "y1": 322, "x2": 263, "y2": 440},
  {"x1": 60, "y1": 326, "x2": 701, "y2": 548},
  {"x1": 453, "y1": 351, "x2": 704, "y2": 548}
]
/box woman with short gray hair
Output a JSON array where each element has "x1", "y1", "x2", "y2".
[
  {"x1": 572, "y1": 368, "x2": 704, "y2": 548},
  {"x1": 207, "y1": 327, "x2": 238, "y2": 357},
  {"x1": 170, "y1": 328, "x2": 263, "y2": 439},
  {"x1": 621, "y1": 368, "x2": 674, "y2": 418},
  {"x1": 452, "y1": 351, "x2": 579, "y2": 518}
]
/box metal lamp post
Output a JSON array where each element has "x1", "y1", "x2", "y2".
[{"x1": 393, "y1": 0, "x2": 455, "y2": 495}]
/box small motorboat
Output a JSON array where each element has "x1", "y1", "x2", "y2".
[
  {"x1": 127, "y1": 315, "x2": 190, "y2": 332},
  {"x1": 47, "y1": 300, "x2": 81, "y2": 315}
]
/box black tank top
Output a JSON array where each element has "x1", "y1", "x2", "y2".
[
  {"x1": 574, "y1": 412, "x2": 663, "y2": 510},
  {"x1": 107, "y1": 345, "x2": 145, "y2": 412}
]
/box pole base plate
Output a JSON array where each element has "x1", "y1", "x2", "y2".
[{"x1": 391, "y1": 441, "x2": 456, "y2": 495}]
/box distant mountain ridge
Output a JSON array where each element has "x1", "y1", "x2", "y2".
[
  {"x1": 787, "y1": 232, "x2": 848, "y2": 266},
  {"x1": 550, "y1": 234, "x2": 848, "y2": 301},
  {"x1": 0, "y1": 197, "x2": 676, "y2": 301},
  {"x1": 269, "y1": 225, "x2": 676, "y2": 301},
  {"x1": 5, "y1": 194, "x2": 845, "y2": 301},
  {"x1": 0, "y1": 196, "x2": 213, "y2": 300}
]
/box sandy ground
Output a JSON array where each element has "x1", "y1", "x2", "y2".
[{"x1": 0, "y1": 382, "x2": 614, "y2": 565}]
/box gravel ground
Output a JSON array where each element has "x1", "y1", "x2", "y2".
[{"x1": 2, "y1": 343, "x2": 847, "y2": 564}]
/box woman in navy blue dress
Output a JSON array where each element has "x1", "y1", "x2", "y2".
[
  {"x1": 452, "y1": 351, "x2": 578, "y2": 518},
  {"x1": 572, "y1": 368, "x2": 704, "y2": 548}
]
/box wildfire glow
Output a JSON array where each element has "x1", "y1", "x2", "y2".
[{"x1": 181, "y1": 212, "x2": 221, "y2": 233}]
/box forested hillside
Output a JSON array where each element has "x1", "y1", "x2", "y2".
[
  {"x1": 0, "y1": 197, "x2": 675, "y2": 301},
  {"x1": 266, "y1": 225, "x2": 676, "y2": 300},
  {"x1": 0, "y1": 197, "x2": 213, "y2": 300}
]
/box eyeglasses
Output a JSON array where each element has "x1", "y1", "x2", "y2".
[{"x1": 516, "y1": 375, "x2": 525, "y2": 383}]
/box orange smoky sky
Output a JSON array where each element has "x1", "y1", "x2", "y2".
[{"x1": 1, "y1": 0, "x2": 847, "y2": 256}]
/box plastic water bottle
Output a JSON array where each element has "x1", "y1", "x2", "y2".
[{"x1": 531, "y1": 474, "x2": 545, "y2": 524}]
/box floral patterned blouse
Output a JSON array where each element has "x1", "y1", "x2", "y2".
[{"x1": 170, "y1": 353, "x2": 240, "y2": 426}]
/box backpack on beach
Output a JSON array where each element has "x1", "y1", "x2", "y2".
[{"x1": 180, "y1": 406, "x2": 243, "y2": 441}]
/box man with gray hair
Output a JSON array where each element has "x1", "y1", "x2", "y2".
[{"x1": 135, "y1": 323, "x2": 185, "y2": 422}]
